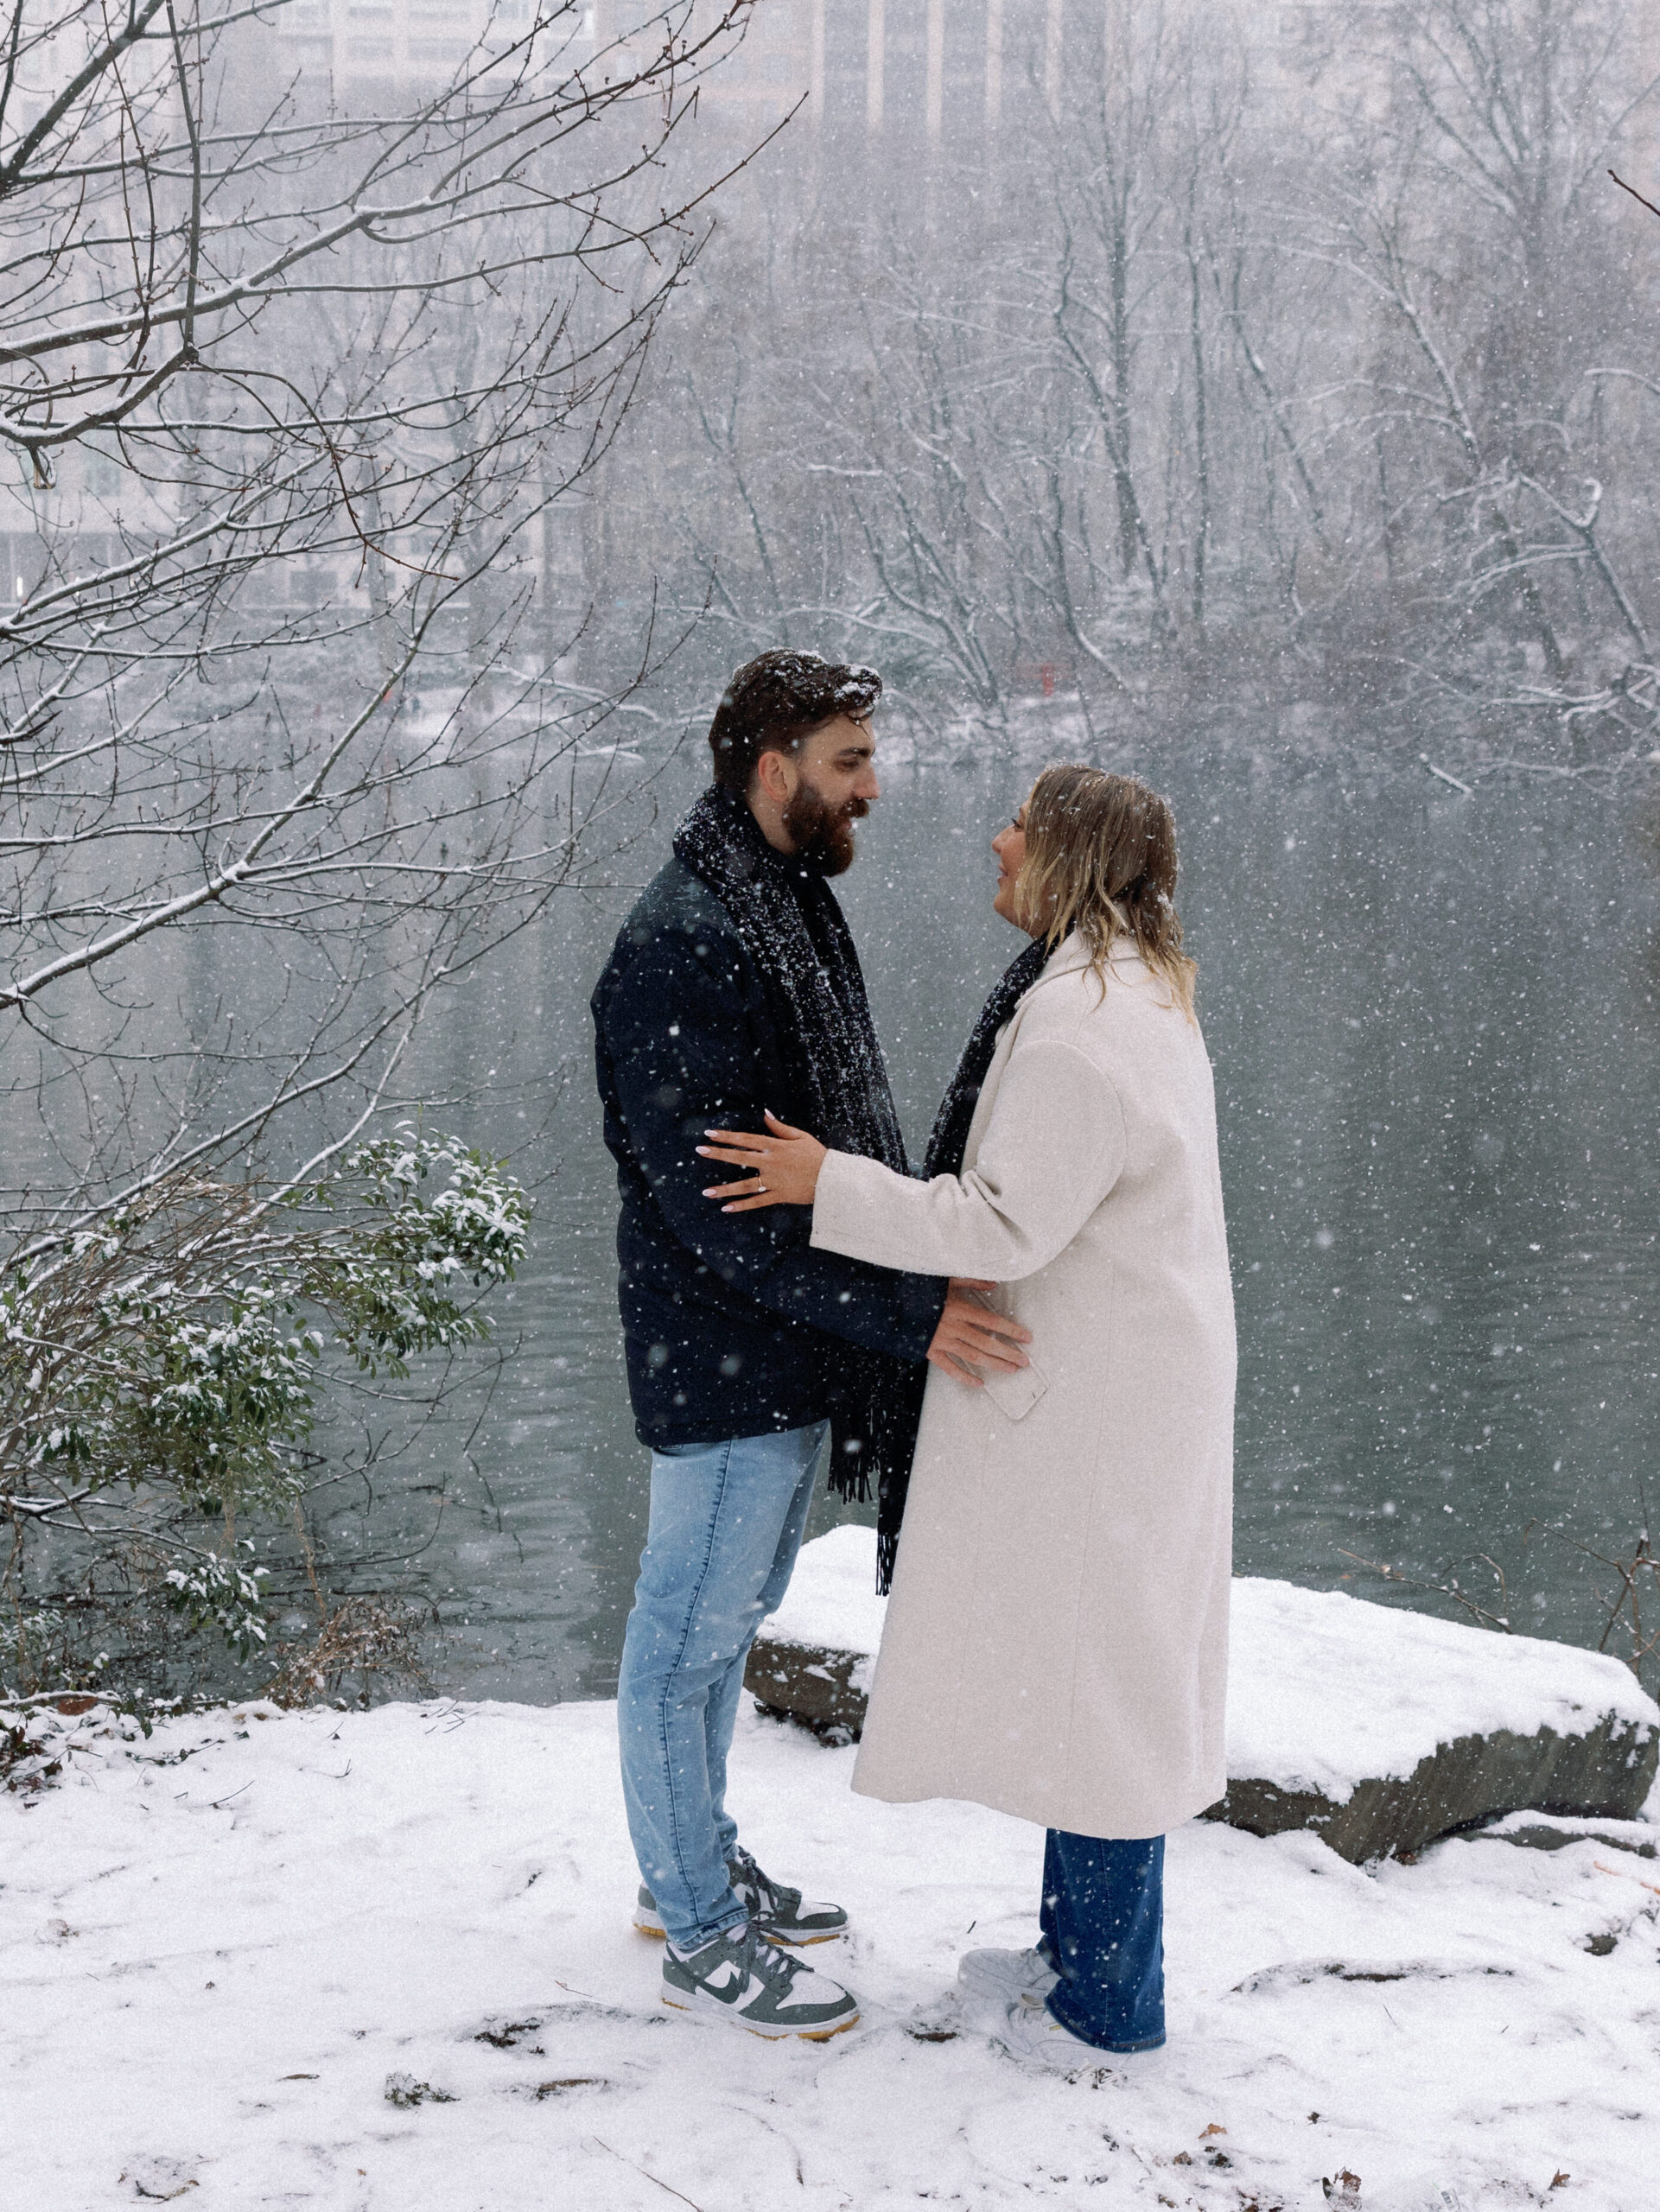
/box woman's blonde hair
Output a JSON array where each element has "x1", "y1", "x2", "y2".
[{"x1": 1017, "y1": 764, "x2": 1196, "y2": 1017}]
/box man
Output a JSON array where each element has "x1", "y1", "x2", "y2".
[{"x1": 591, "y1": 651, "x2": 1028, "y2": 2041}]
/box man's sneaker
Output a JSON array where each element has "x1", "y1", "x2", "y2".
[
  {"x1": 634, "y1": 1847, "x2": 849, "y2": 1947},
  {"x1": 993, "y1": 1996, "x2": 1165, "y2": 2069},
  {"x1": 957, "y1": 1946, "x2": 1058, "y2": 2011},
  {"x1": 661, "y1": 1921, "x2": 860, "y2": 2041}
]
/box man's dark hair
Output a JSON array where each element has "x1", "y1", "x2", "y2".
[{"x1": 707, "y1": 651, "x2": 882, "y2": 793}]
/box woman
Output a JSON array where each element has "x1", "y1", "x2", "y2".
[{"x1": 697, "y1": 766, "x2": 1236, "y2": 2063}]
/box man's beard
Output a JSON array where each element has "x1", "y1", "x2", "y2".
[{"x1": 784, "y1": 781, "x2": 868, "y2": 877}]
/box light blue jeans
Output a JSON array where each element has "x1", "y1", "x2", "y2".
[{"x1": 616, "y1": 1421, "x2": 830, "y2": 1952}]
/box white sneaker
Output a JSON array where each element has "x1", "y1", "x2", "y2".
[
  {"x1": 993, "y1": 1997, "x2": 1161, "y2": 2070},
  {"x1": 957, "y1": 1946, "x2": 1058, "y2": 2010}
]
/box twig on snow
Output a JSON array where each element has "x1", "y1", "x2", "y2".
[
  {"x1": 1593, "y1": 1859, "x2": 1660, "y2": 1900},
  {"x1": 1609, "y1": 169, "x2": 1660, "y2": 224},
  {"x1": 587, "y1": 2138, "x2": 707, "y2": 2210}
]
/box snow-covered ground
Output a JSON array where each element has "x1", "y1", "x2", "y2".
[{"x1": 8, "y1": 1691, "x2": 1659, "y2": 2212}]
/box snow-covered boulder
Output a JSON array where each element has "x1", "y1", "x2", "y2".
[
  {"x1": 745, "y1": 1527, "x2": 1660, "y2": 1861},
  {"x1": 1216, "y1": 1578, "x2": 1657, "y2": 1860},
  {"x1": 744, "y1": 1524, "x2": 889, "y2": 1741}
]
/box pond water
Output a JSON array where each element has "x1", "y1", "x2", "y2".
[{"x1": 298, "y1": 728, "x2": 1660, "y2": 1701}]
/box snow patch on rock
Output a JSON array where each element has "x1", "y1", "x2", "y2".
[{"x1": 1228, "y1": 1575, "x2": 1656, "y2": 1802}]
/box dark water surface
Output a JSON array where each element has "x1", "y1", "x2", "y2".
[{"x1": 305, "y1": 736, "x2": 1660, "y2": 1700}]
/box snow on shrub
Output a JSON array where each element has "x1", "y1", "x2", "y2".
[{"x1": 1, "y1": 1126, "x2": 529, "y2": 1697}]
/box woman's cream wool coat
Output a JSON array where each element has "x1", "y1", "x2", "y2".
[{"x1": 811, "y1": 933, "x2": 1237, "y2": 1839}]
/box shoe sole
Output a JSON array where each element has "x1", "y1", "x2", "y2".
[
  {"x1": 957, "y1": 1964, "x2": 1055, "y2": 2006},
  {"x1": 633, "y1": 1911, "x2": 844, "y2": 1948},
  {"x1": 994, "y1": 2032, "x2": 1103, "y2": 2072},
  {"x1": 662, "y1": 1992, "x2": 860, "y2": 2041}
]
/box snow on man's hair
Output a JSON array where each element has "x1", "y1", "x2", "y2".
[{"x1": 707, "y1": 650, "x2": 881, "y2": 792}]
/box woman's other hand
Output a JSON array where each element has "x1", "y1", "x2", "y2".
[
  {"x1": 927, "y1": 1277, "x2": 1033, "y2": 1386},
  {"x1": 698, "y1": 1111, "x2": 827, "y2": 1210}
]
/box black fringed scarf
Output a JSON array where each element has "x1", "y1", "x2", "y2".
[
  {"x1": 869, "y1": 935, "x2": 1050, "y2": 1586},
  {"x1": 673, "y1": 785, "x2": 920, "y2": 1530},
  {"x1": 923, "y1": 938, "x2": 1049, "y2": 1185}
]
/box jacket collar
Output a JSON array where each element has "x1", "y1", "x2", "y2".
[{"x1": 1031, "y1": 930, "x2": 1142, "y2": 988}]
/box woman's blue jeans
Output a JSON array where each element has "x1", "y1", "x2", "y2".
[
  {"x1": 1040, "y1": 1828, "x2": 1166, "y2": 2051},
  {"x1": 616, "y1": 1421, "x2": 829, "y2": 1952}
]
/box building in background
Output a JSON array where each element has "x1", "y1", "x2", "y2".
[{"x1": 261, "y1": 0, "x2": 1349, "y2": 144}]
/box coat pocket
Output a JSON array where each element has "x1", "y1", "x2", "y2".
[{"x1": 983, "y1": 1355, "x2": 1049, "y2": 1423}]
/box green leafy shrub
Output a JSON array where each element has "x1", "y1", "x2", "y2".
[{"x1": 2, "y1": 1128, "x2": 530, "y2": 1698}]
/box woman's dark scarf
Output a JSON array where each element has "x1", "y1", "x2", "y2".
[
  {"x1": 868, "y1": 936, "x2": 1049, "y2": 1585},
  {"x1": 922, "y1": 938, "x2": 1049, "y2": 1185},
  {"x1": 673, "y1": 785, "x2": 919, "y2": 1541}
]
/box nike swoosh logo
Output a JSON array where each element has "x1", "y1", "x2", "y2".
[{"x1": 703, "y1": 1963, "x2": 742, "y2": 2000}]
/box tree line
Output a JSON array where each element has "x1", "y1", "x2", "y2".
[{"x1": 586, "y1": 0, "x2": 1660, "y2": 769}]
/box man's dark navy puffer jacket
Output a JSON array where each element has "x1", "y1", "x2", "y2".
[{"x1": 591, "y1": 854, "x2": 946, "y2": 1449}]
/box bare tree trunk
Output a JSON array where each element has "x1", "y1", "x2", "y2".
[
  {"x1": 1108, "y1": 222, "x2": 1138, "y2": 579},
  {"x1": 1186, "y1": 215, "x2": 1209, "y2": 638}
]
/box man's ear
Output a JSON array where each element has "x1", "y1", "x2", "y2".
[{"x1": 753, "y1": 747, "x2": 798, "y2": 806}]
